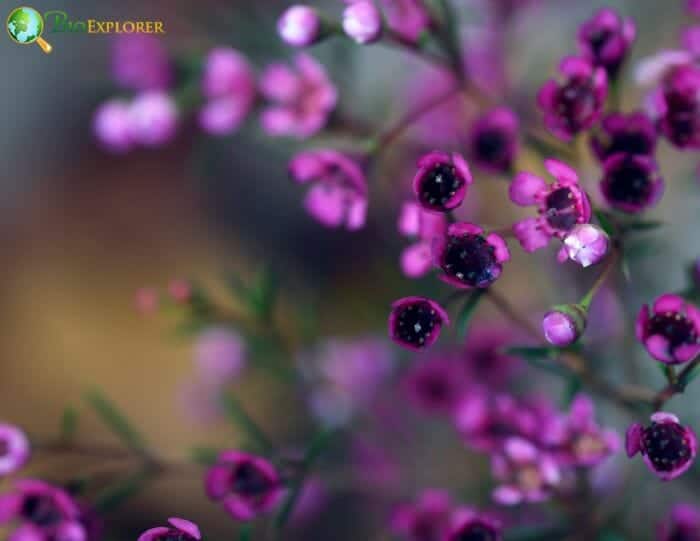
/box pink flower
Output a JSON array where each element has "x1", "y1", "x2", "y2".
[
  {"x1": 537, "y1": 56, "x2": 607, "y2": 140},
  {"x1": 636, "y1": 294, "x2": 700, "y2": 364},
  {"x1": 138, "y1": 518, "x2": 201, "y2": 541},
  {"x1": 398, "y1": 202, "x2": 448, "y2": 278},
  {"x1": 468, "y1": 107, "x2": 519, "y2": 173},
  {"x1": 92, "y1": 100, "x2": 133, "y2": 153},
  {"x1": 288, "y1": 149, "x2": 368, "y2": 230},
  {"x1": 390, "y1": 489, "x2": 452, "y2": 541},
  {"x1": 491, "y1": 437, "x2": 561, "y2": 505},
  {"x1": 544, "y1": 394, "x2": 620, "y2": 467},
  {"x1": 343, "y1": 1, "x2": 383, "y2": 44},
  {"x1": 626, "y1": 412, "x2": 697, "y2": 481},
  {"x1": 433, "y1": 223, "x2": 510, "y2": 289},
  {"x1": 658, "y1": 504, "x2": 700, "y2": 540},
  {"x1": 260, "y1": 54, "x2": 337, "y2": 138},
  {"x1": 542, "y1": 305, "x2": 587, "y2": 347},
  {"x1": 562, "y1": 224, "x2": 610, "y2": 268},
  {"x1": 194, "y1": 327, "x2": 246, "y2": 384},
  {"x1": 389, "y1": 297, "x2": 450, "y2": 351},
  {"x1": 413, "y1": 151, "x2": 473, "y2": 212},
  {"x1": 199, "y1": 47, "x2": 256, "y2": 135},
  {"x1": 128, "y1": 91, "x2": 178, "y2": 146},
  {"x1": 0, "y1": 424, "x2": 30, "y2": 476},
  {"x1": 445, "y1": 509, "x2": 503, "y2": 541},
  {"x1": 600, "y1": 154, "x2": 664, "y2": 214},
  {"x1": 509, "y1": 159, "x2": 591, "y2": 258},
  {"x1": 577, "y1": 8, "x2": 635, "y2": 79},
  {"x1": 376, "y1": 0, "x2": 430, "y2": 45},
  {"x1": 402, "y1": 355, "x2": 468, "y2": 415},
  {"x1": 111, "y1": 35, "x2": 172, "y2": 91},
  {"x1": 647, "y1": 64, "x2": 700, "y2": 149},
  {"x1": 277, "y1": 5, "x2": 322, "y2": 47},
  {"x1": 205, "y1": 451, "x2": 284, "y2": 521}
]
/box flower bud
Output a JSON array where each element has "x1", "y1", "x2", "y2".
[
  {"x1": 342, "y1": 1, "x2": 382, "y2": 44},
  {"x1": 563, "y1": 224, "x2": 609, "y2": 267},
  {"x1": 542, "y1": 304, "x2": 587, "y2": 347},
  {"x1": 277, "y1": 5, "x2": 322, "y2": 47}
]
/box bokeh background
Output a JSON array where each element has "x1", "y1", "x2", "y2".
[{"x1": 1, "y1": 0, "x2": 699, "y2": 539}]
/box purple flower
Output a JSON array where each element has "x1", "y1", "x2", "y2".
[
  {"x1": 398, "y1": 202, "x2": 448, "y2": 278},
  {"x1": 205, "y1": 451, "x2": 284, "y2": 521},
  {"x1": 389, "y1": 297, "x2": 449, "y2": 351},
  {"x1": 636, "y1": 294, "x2": 700, "y2": 364},
  {"x1": 199, "y1": 47, "x2": 256, "y2": 135},
  {"x1": 194, "y1": 327, "x2": 246, "y2": 384},
  {"x1": 288, "y1": 149, "x2": 368, "y2": 230},
  {"x1": 492, "y1": 437, "x2": 561, "y2": 505},
  {"x1": 0, "y1": 479, "x2": 86, "y2": 540},
  {"x1": 376, "y1": 0, "x2": 430, "y2": 45},
  {"x1": 682, "y1": 26, "x2": 700, "y2": 56},
  {"x1": 590, "y1": 112, "x2": 658, "y2": 163},
  {"x1": 545, "y1": 394, "x2": 620, "y2": 467},
  {"x1": 658, "y1": 504, "x2": 700, "y2": 540},
  {"x1": 578, "y1": 8, "x2": 635, "y2": 79},
  {"x1": 462, "y1": 324, "x2": 523, "y2": 387},
  {"x1": 649, "y1": 64, "x2": 700, "y2": 149},
  {"x1": 634, "y1": 50, "x2": 693, "y2": 88},
  {"x1": 278, "y1": 5, "x2": 322, "y2": 47},
  {"x1": 260, "y1": 54, "x2": 338, "y2": 138},
  {"x1": 303, "y1": 337, "x2": 394, "y2": 426},
  {"x1": 510, "y1": 159, "x2": 591, "y2": 256},
  {"x1": 445, "y1": 509, "x2": 503, "y2": 541},
  {"x1": 688, "y1": 0, "x2": 700, "y2": 15},
  {"x1": 562, "y1": 224, "x2": 610, "y2": 268},
  {"x1": 542, "y1": 305, "x2": 587, "y2": 347},
  {"x1": 0, "y1": 424, "x2": 30, "y2": 476},
  {"x1": 433, "y1": 223, "x2": 510, "y2": 289},
  {"x1": 111, "y1": 35, "x2": 172, "y2": 91},
  {"x1": 138, "y1": 518, "x2": 201, "y2": 541},
  {"x1": 455, "y1": 392, "x2": 549, "y2": 453},
  {"x1": 92, "y1": 100, "x2": 133, "y2": 153},
  {"x1": 626, "y1": 412, "x2": 697, "y2": 481},
  {"x1": 468, "y1": 108, "x2": 519, "y2": 174},
  {"x1": 600, "y1": 154, "x2": 664, "y2": 214},
  {"x1": 168, "y1": 278, "x2": 192, "y2": 303},
  {"x1": 390, "y1": 489, "x2": 452, "y2": 541},
  {"x1": 537, "y1": 56, "x2": 607, "y2": 140},
  {"x1": 343, "y1": 1, "x2": 383, "y2": 44},
  {"x1": 135, "y1": 287, "x2": 158, "y2": 314},
  {"x1": 128, "y1": 91, "x2": 178, "y2": 147},
  {"x1": 402, "y1": 355, "x2": 468, "y2": 415},
  {"x1": 413, "y1": 151, "x2": 473, "y2": 212}
]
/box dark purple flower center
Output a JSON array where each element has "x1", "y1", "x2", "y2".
[
  {"x1": 642, "y1": 422, "x2": 693, "y2": 472},
  {"x1": 605, "y1": 160, "x2": 653, "y2": 206},
  {"x1": 418, "y1": 374, "x2": 451, "y2": 403},
  {"x1": 474, "y1": 130, "x2": 508, "y2": 166},
  {"x1": 668, "y1": 527, "x2": 696, "y2": 541},
  {"x1": 452, "y1": 523, "x2": 498, "y2": 541},
  {"x1": 395, "y1": 301, "x2": 440, "y2": 348},
  {"x1": 588, "y1": 28, "x2": 613, "y2": 58},
  {"x1": 665, "y1": 110, "x2": 699, "y2": 146},
  {"x1": 647, "y1": 312, "x2": 698, "y2": 351},
  {"x1": 21, "y1": 495, "x2": 62, "y2": 527},
  {"x1": 418, "y1": 164, "x2": 463, "y2": 210},
  {"x1": 542, "y1": 187, "x2": 580, "y2": 231},
  {"x1": 232, "y1": 462, "x2": 273, "y2": 497},
  {"x1": 441, "y1": 234, "x2": 498, "y2": 287},
  {"x1": 411, "y1": 514, "x2": 443, "y2": 541},
  {"x1": 607, "y1": 132, "x2": 652, "y2": 156},
  {"x1": 0, "y1": 440, "x2": 9, "y2": 457},
  {"x1": 555, "y1": 79, "x2": 597, "y2": 132}
]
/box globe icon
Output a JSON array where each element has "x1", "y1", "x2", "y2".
[{"x1": 6, "y1": 6, "x2": 43, "y2": 44}]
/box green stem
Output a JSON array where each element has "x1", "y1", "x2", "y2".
[
  {"x1": 221, "y1": 393, "x2": 275, "y2": 455},
  {"x1": 579, "y1": 249, "x2": 620, "y2": 310}
]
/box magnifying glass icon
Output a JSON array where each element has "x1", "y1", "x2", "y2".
[{"x1": 6, "y1": 6, "x2": 52, "y2": 53}]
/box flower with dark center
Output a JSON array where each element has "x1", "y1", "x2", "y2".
[
  {"x1": 205, "y1": 451, "x2": 284, "y2": 521},
  {"x1": 433, "y1": 223, "x2": 510, "y2": 289},
  {"x1": 626, "y1": 412, "x2": 697, "y2": 481},
  {"x1": 388, "y1": 297, "x2": 449, "y2": 351},
  {"x1": 445, "y1": 510, "x2": 503, "y2": 541},
  {"x1": 467, "y1": 108, "x2": 519, "y2": 173},
  {"x1": 600, "y1": 153, "x2": 664, "y2": 213},
  {"x1": 578, "y1": 8, "x2": 635, "y2": 79},
  {"x1": 590, "y1": 112, "x2": 658, "y2": 162},
  {"x1": 510, "y1": 159, "x2": 591, "y2": 258},
  {"x1": 412, "y1": 151, "x2": 473, "y2": 212},
  {"x1": 0, "y1": 423, "x2": 30, "y2": 476},
  {"x1": 658, "y1": 504, "x2": 700, "y2": 541},
  {"x1": 538, "y1": 56, "x2": 607, "y2": 140},
  {"x1": 0, "y1": 479, "x2": 86, "y2": 540},
  {"x1": 402, "y1": 355, "x2": 467, "y2": 415},
  {"x1": 491, "y1": 437, "x2": 561, "y2": 504},
  {"x1": 138, "y1": 518, "x2": 202, "y2": 541},
  {"x1": 390, "y1": 489, "x2": 452, "y2": 541},
  {"x1": 288, "y1": 149, "x2": 368, "y2": 230},
  {"x1": 636, "y1": 294, "x2": 700, "y2": 364},
  {"x1": 648, "y1": 64, "x2": 700, "y2": 149}
]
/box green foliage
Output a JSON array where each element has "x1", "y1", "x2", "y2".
[
  {"x1": 94, "y1": 468, "x2": 155, "y2": 513},
  {"x1": 456, "y1": 290, "x2": 485, "y2": 339}
]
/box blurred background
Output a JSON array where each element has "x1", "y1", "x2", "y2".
[{"x1": 1, "y1": 0, "x2": 699, "y2": 539}]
